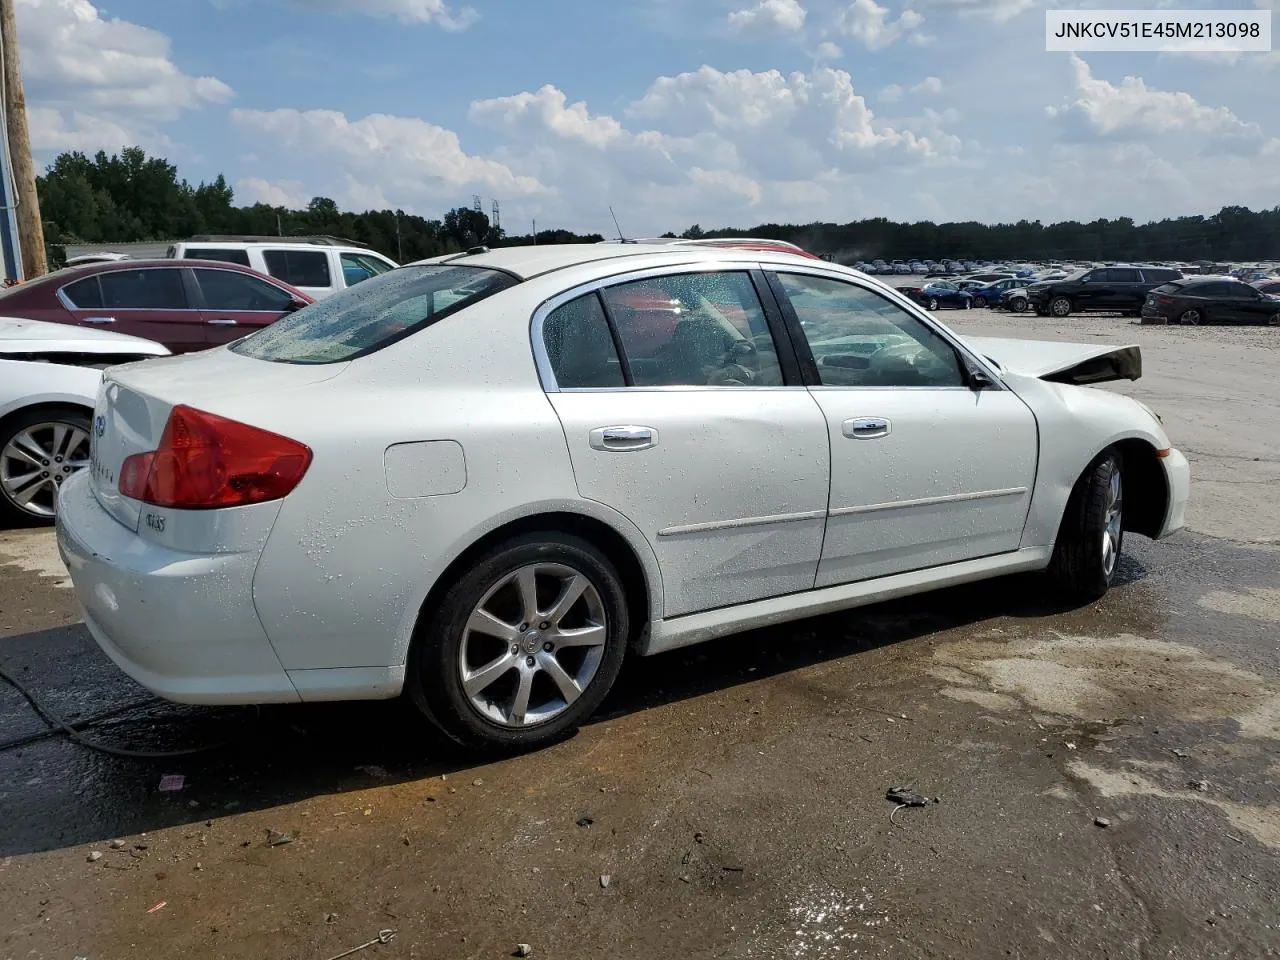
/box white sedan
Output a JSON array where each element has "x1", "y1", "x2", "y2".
[
  {"x1": 0, "y1": 318, "x2": 169, "y2": 525},
  {"x1": 56, "y1": 245, "x2": 1189, "y2": 751}
]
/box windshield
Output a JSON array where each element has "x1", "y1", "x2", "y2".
[{"x1": 231, "y1": 264, "x2": 517, "y2": 364}]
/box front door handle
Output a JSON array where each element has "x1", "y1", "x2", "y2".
[
  {"x1": 207, "y1": 318, "x2": 238, "y2": 326},
  {"x1": 590, "y1": 425, "x2": 658, "y2": 452},
  {"x1": 843, "y1": 417, "x2": 891, "y2": 440},
  {"x1": 82, "y1": 316, "x2": 116, "y2": 325}
]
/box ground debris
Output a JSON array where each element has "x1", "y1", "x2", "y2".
[
  {"x1": 575, "y1": 816, "x2": 594, "y2": 828},
  {"x1": 1189, "y1": 779, "x2": 1210, "y2": 792},
  {"x1": 266, "y1": 829, "x2": 294, "y2": 847},
  {"x1": 108, "y1": 839, "x2": 125, "y2": 849},
  {"x1": 885, "y1": 786, "x2": 931, "y2": 807},
  {"x1": 513, "y1": 944, "x2": 533, "y2": 957},
  {"x1": 599, "y1": 874, "x2": 611, "y2": 889},
  {"x1": 1094, "y1": 817, "x2": 1112, "y2": 828},
  {"x1": 87, "y1": 851, "x2": 102, "y2": 863},
  {"x1": 158, "y1": 774, "x2": 185, "y2": 792}
]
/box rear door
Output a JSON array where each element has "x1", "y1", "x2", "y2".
[
  {"x1": 261, "y1": 249, "x2": 335, "y2": 300},
  {"x1": 538, "y1": 267, "x2": 831, "y2": 619},
  {"x1": 64, "y1": 267, "x2": 205, "y2": 352},
  {"x1": 767, "y1": 269, "x2": 1038, "y2": 587},
  {"x1": 1108, "y1": 268, "x2": 1144, "y2": 311},
  {"x1": 191, "y1": 267, "x2": 298, "y2": 344}
]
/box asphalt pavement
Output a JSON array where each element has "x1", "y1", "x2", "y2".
[{"x1": 1, "y1": 309, "x2": 1277, "y2": 960}]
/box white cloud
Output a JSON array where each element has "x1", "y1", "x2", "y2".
[
  {"x1": 835, "y1": 0, "x2": 927, "y2": 49},
  {"x1": 19, "y1": 0, "x2": 232, "y2": 156},
  {"x1": 728, "y1": 0, "x2": 806, "y2": 32},
  {"x1": 469, "y1": 86, "x2": 624, "y2": 147},
  {"x1": 231, "y1": 108, "x2": 544, "y2": 213},
  {"x1": 912, "y1": 75, "x2": 944, "y2": 95},
  {"x1": 879, "y1": 84, "x2": 904, "y2": 102},
  {"x1": 1047, "y1": 54, "x2": 1269, "y2": 147},
  {"x1": 881, "y1": 76, "x2": 942, "y2": 102},
  {"x1": 234, "y1": 177, "x2": 310, "y2": 208},
  {"x1": 910, "y1": 0, "x2": 1035, "y2": 20},
  {"x1": 292, "y1": 0, "x2": 477, "y2": 29},
  {"x1": 813, "y1": 40, "x2": 844, "y2": 60}
]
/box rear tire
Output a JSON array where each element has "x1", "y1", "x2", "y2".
[
  {"x1": 407, "y1": 532, "x2": 630, "y2": 753},
  {"x1": 927, "y1": 297, "x2": 939, "y2": 311},
  {"x1": 1179, "y1": 308, "x2": 1202, "y2": 325},
  {"x1": 1047, "y1": 451, "x2": 1124, "y2": 602},
  {"x1": 973, "y1": 296, "x2": 987, "y2": 308},
  {"x1": 1011, "y1": 297, "x2": 1029, "y2": 313},
  {"x1": 0, "y1": 406, "x2": 92, "y2": 527}
]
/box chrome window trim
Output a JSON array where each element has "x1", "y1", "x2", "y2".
[
  {"x1": 765, "y1": 264, "x2": 1009, "y2": 392},
  {"x1": 530, "y1": 258, "x2": 781, "y2": 393},
  {"x1": 55, "y1": 265, "x2": 195, "y2": 313}
]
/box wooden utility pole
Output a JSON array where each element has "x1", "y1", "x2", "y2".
[{"x1": 0, "y1": 0, "x2": 45, "y2": 278}]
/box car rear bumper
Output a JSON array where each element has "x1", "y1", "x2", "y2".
[
  {"x1": 55, "y1": 472, "x2": 301, "y2": 704},
  {"x1": 1158, "y1": 447, "x2": 1190, "y2": 539}
]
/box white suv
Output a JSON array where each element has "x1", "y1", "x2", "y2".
[{"x1": 167, "y1": 236, "x2": 397, "y2": 300}]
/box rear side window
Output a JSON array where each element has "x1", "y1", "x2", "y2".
[
  {"x1": 231, "y1": 265, "x2": 516, "y2": 363},
  {"x1": 194, "y1": 269, "x2": 294, "y2": 311},
  {"x1": 186, "y1": 248, "x2": 251, "y2": 267},
  {"x1": 1196, "y1": 281, "x2": 1233, "y2": 297},
  {"x1": 1145, "y1": 268, "x2": 1182, "y2": 282},
  {"x1": 98, "y1": 269, "x2": 188, "y2": 309},
  {"x1": 62, "y1": 276, "x2": 104, "y2": 308},
  {"x1": 263, "y1": 250, "x2": 331, "y2": 288},
  {"x1": 1110, "y1": 268, "x2": 1141, "y2": 283},
  {"x1": 542, "y1": 294, "x2": 624, "y2": 389}
]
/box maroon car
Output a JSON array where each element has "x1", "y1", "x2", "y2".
[{"x1": 0, "y1": 259, "x2": 312, "y2": 353}]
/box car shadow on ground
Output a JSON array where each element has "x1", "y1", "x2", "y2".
[{"x1": 0, "y1": 561, "x2": 1147, "y2": 858}]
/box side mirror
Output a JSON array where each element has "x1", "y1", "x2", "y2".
[{"x1": 966, "y1": 364, "x2": 996, "y2": 391}]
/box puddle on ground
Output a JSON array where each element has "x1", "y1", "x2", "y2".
[
  {"x1": 747, "y1": 884, "x2": 888, "y2": 958},
  {"x1": 1197, "y1": 587, "x2": 1280, "y2": 624},
  {"x1": 930, "y1": 631, "x2": 1279, "y2": 740},
  {"x1": 0, "y1": 530, "x2": 71, "y2": 588}
]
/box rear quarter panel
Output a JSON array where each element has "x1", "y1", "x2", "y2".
[{"x1": 0, "y1": 359, "x2": 100, "y2": 420}]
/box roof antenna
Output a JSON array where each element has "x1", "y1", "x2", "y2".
[{"x1": 609, "y1": 206, "x2": 627, "y2": 242}]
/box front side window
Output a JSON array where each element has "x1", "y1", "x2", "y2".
[
  {"x1": 195, "y1": 269, "x2": 294, "y2": 311},
  {"x1": 599, "y1": 272, "x2": 783, "y2": 387},
  {"x1": 98, "y1": 269, "x2": 188, "y2": 309},
  {"x1": 263, "y1": 250, "x2": 332, "y2": 288},
  {"x1": 775, "y1": 273, "x2": 966, "y2": 388},
  {"x1": 232, "y1": 265, "x2": 516, "y2": 364},
  {"x1": 340, "y1": 252, "x2": 394, "y2": 287}
]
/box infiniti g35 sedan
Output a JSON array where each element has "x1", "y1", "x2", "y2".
[{"x1": 56, "y1": 244, "x2": 1189, "y2": 751}]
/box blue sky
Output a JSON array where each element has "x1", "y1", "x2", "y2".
[{"x1": 19, "y1": 0, "x2": 1280, "y2": 237}]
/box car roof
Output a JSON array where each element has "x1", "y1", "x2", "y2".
[{"x1": 406, "y1": 243, "x2": 828, "y2": 281}]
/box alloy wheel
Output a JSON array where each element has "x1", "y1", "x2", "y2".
[
  {"x1": 458, "y1": 563, "x2": 608, "y2": 728},
  {"x1": 1100, "y1": 468, "x2": 1123, "y2": 579},
  {"x1": 1180, "y1": 309, "x2": 1201, "y2": 325},
  {"x1": 1050, "y1": 297, "x2": 1072, "y2": 317},
  {"x1": 0, "y1": 420, "x2": 90, "y2": 519},
  {"x1": 1012, "y1": 298, "x2": 1028, "y2": 313}
]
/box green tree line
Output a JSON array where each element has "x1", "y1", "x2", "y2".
[{"x1": 35, "y1": 146, "x2": 1280, "y2": 269}]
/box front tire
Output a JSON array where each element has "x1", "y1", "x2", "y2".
[
  {"x1": 1048, "y1": 451, "x2": 1124, "y2": 602},
  {"x1": 407, "y1": 532, "x2": 630, "y2": 752},
  {"x1": 1049, "y1": 296, "x2": 1073, "y2": 318},
  {"x1": 0, "y1": 406, "x2": 92, "y2": 527},
  {"x1": 1011, "y1": 297, "x2": 1029, "y2": 313}
]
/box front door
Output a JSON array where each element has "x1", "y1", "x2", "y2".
[
  {"x1": 538, "y1": 269, "x2": 831, "y2": 618},
  {"x1": 768, "y1": 270, "x2": 1040, "y2": 588},
  {"x1": 191, "y1": 267, "x2": 297, "y2": 345}
]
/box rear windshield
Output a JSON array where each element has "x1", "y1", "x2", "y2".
[
  {"x1": 1151, "y1": 283, "x2": 1181, "y2": 294},
  {"x1": 231, "y1": 264, "x2": 517, "y2": 364}
]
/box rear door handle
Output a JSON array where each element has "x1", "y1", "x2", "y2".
[
  {"x1": 843, "y1": 417, "x2": 891, "y2": 439},
  {"x1": 82, "y1": 316, "x2": 116, "y2": 325},
  {"x1": 590, "y1": 425, "x2": 658, "y2": 452},
  {"x1": 207, "y1": 318, "x2": 238, "y2": 326}
]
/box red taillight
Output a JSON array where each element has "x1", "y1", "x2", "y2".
[
  {"x1": 1156, "y1": 295, "x2": 1174, "y2": 306},
  {"x1": 119, "y1": 405, "x2": 312, "y2": 509}
]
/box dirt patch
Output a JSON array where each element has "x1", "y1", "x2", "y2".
[
  {"x1": 1067, "y1": 760, "x2": 1280, "y2": 849},
  {"x1": 1197, "y1": 587, "x2": 1280, "y2": 623},
  {"x1": 932, "y1": 631, "x2": 1280, "y2": 740},
  {"x1": 0, "y1": 530, "x2": 71, "y2": 588}
]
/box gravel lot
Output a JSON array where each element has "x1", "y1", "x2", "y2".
[{"x1": 2, "y1": 307, "x2": 1277, "y2": 960}]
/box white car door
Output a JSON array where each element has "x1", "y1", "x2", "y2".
[
  {"x1": 766, "y1": 270, "x2": 1039, "y2": 588},
  {"x1": 536, "y1": 268, "x2": 831, "y2": 619}
]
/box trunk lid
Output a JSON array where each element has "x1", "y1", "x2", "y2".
[
  {"x1": 89, "y1": 348, "x2": 347, "y2": 530},
  {"x1": 963, "y1": 336, "x2": 1141, "y2": 385}
]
